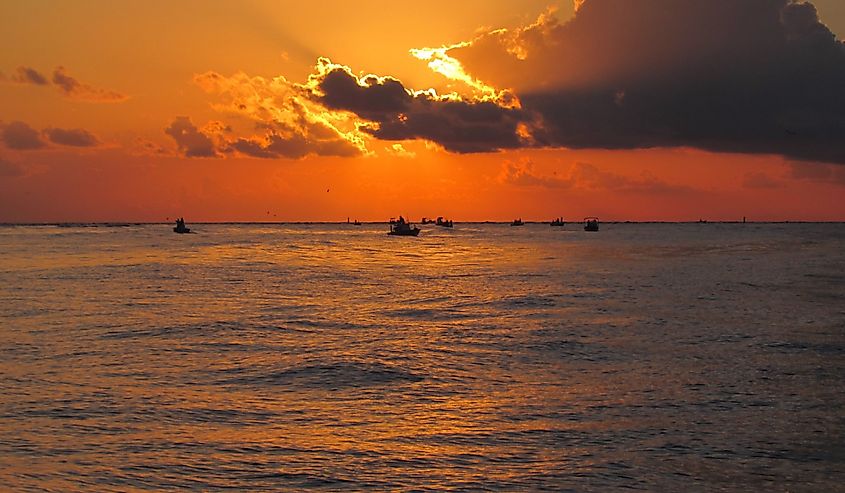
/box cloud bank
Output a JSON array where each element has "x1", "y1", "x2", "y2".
[
  {"x1": 444, "y1": 0, "x2": 845, "y2": 163},
  {"x1": 167, "y1": 0, "x2": 844, "y2": 164}
]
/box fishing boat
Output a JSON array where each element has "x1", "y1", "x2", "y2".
[
  {"x1": 435, "y1": 216, "x2": 453, "y2": 228},
  {"x1": 388, "y1": 216, "x2": 420, "y2": 236},
  {"x1": 584, "y1": 217, "x2": 599, "y2": 231},
  {"x1": 511, "y1": 218, "x2": 524, "y2": 226},
  {"x1": 173, "y1": 217, "x2": 191, "y2": 234},
  {"x1": 550, "y1": 217, "x2": 565, "y2": 227}
]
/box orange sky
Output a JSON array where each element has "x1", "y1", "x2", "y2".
[{"x1": 1, "y1": 0, "x2": 844, "y2": 222}]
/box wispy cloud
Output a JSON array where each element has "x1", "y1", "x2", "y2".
[
  {"x1": 11, "y1": 66, "x2": 49, "y2": 85},
  {"x1": 499, "y1": 159, "x2": 697, "y2": 195},
  {"x1": 52, "y1": 66, "x2": 128, "y2": 103},
  {"x1": 3, "y1": 64, "x2": 128, "y2": 103}
]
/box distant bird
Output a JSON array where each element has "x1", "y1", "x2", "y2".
[{"x1": 327, "y1": 188, "x2": 330, "y2": 192}]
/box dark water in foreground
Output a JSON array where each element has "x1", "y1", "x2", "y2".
[{"x1": 1, "y1": 223, "x2": 843, "y2": 492}]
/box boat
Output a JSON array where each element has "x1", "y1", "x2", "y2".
[
  {"x1": 435, "y1": 216, "x2": 453, "y2": 228},
  {"x1": 584, "y1": 217, "x2": 599, "y2": 231},
  {"x1": 550, "y1": 217, "x2": 565, "y2": 227},
  {"x1": 353, "y1": 220, "x2": 362, "y2": 226},
  {"x1": 421, "y1": 217, "x2": 434, "y2": 224},
  {"x1": 511, "y1": 218, "x2": 524, "y2": 226},
  {"x1": 388, "y1": 216, "x2": 420, "y2": 236},
  {"x1": 173, "y1": 217, "x2": 191, "y2": 234}
]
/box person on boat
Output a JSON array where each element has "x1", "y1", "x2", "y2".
[{"x1": 398, "y1": 216, "x2": 405, "y2": 225}]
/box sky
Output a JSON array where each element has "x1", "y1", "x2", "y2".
[{"x1": 1, "y1": 0, "x2": 844, "y2": 222}]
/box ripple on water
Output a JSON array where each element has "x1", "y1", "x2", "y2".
[{"x1": 218, "y1": 361, "x2": 425, "y2": 390}]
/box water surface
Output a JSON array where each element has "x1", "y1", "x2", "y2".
[{"x1": 1, "y1": 223, "x2": 843, "y2": 491}]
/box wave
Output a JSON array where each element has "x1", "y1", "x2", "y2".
[{"x1": 219, "y1": 361, "x2": 424, "y2": 389}]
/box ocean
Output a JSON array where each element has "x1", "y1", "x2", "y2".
[{"x1": 1, "y1": 222, "x2": 843, "y2": 491}]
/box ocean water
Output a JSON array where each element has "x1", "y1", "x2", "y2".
[{"x1": 1, "y1": 222, "x2": 843, "y2": 492}]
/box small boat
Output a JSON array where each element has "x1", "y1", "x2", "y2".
[
  {"x1": 353, "y1": 220, "x2": 362, "y2": 226},
  {"x1": 388, "y1": 216, "x2": 420, "y2": 236},
  {"x1": 435, "y1": 216, "x2": 453, "y2": 228},
  {"x1": 511, "y1": 218, "x2": 524, "y2": 226},
  {"x1": 550, "y1": 217, "x2": 565, "y2": 227},
  {"x1": 421, "y1": 217, "x2": 434, "y2": 224},
  {"x1": 173, "y1": 217, "x2": 191, "y2": 234},
  {"x1": 584, "y1": 217, "x2": 599, "y2": 231}
]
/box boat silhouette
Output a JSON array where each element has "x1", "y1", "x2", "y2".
[
  {"x1": 511, "y1": 218, "x2": 524, "y2": 226},
  {"x1": 173, "y1": 217, "x2": 191, "y2": 234},
  {"x1": 388, "y1": 216, "x2": 420, "y2": 236},
  {"x1": 584, "y1": 217, "x2": 599, "y2": 231}
]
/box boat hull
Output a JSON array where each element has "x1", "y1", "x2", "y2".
[{"x1": 387, "y1": 228, "x2": 420, "y2": 236}]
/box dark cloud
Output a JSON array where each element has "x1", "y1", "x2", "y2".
[
  {"x1": 11, "y1": 66, "x2": 49, "y2": 85},
  {"x1": 228, "y1": 131, "x2": 361, "y2": 159},
  {"x1": 44, "y1": 127, "x2": 99, "y2": 147},
  {"x1": 52, "y1": 66, "x2": 128, "y2": 102},
  {"x1": 1, "y1": 121, "x2": 46, "y2": 150},
  {"x1": 164, "y1": 117, "x2": 218, "y2": 157},
  {"x1": 444, "y1": 0, "x2": 845, "y2": 163},
  {"x1": 318, "y1": 67, "x2": 412, "y2": 120},
  {"x1": 313, "y1": 66, "x2": 527, "y2": 153}
]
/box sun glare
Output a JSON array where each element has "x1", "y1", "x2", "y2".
[{"x1": 410, "y1": 45, "x2": 501, "y2": 100}]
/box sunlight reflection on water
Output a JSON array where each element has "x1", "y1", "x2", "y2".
[{"x1": 1, "y1": 223, "x2": 844, "y2": 491}]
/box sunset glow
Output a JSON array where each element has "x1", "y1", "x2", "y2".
[{"x1": 1, "y1": 0, "x2": 844, "y2": 222}]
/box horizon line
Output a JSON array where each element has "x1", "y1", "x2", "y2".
[{"x1": 3, "y1": 220, "x2": 845, "y2": 226}]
